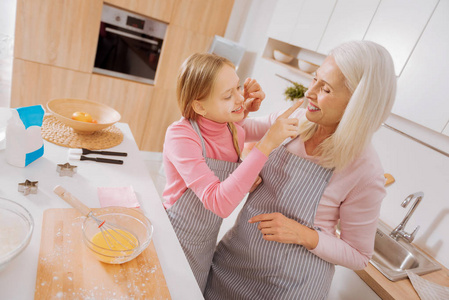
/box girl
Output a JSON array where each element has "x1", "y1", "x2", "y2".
[{"x1": 162, "y1": 53, "x2": 301, "y2": 292}]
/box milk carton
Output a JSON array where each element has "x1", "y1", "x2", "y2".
[{"x1": 5, "y1": 105, "x2": 45, "y2": 167}]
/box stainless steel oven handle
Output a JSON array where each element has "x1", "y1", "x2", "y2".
[{"x1": 105, "y1": 27, "x2": 158, "y2": 45}]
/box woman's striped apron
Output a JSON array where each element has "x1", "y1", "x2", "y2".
[
  {"x1": 205, "y1": 138, "x2": 334, "y2": 300},
  {"x1": 166, "y1": 119, "x2": 241, "y2": 293}
]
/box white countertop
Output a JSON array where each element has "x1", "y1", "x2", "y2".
[{"x1": 0, "y1": 123, "x2": 203, "y2": 300}]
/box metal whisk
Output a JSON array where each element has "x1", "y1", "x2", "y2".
[{"x1": 53, "y1": 185, "x2": 138, "y2": 251}]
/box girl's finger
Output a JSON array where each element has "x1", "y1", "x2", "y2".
[{"x1": 278, "y1": 100, "x2": 303, "y2": 119}]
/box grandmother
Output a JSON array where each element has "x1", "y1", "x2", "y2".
[{"x1": 204, "y1": 40, "x2": 397, "y2": 299}]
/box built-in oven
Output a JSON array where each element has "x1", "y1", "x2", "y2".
[{"x1": 93, "y1": 4, "x2": 167, "y2": 85}]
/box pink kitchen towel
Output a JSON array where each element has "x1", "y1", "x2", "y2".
[{"x1": 97, "y1": 186, "x2": 140, "y2": 208}]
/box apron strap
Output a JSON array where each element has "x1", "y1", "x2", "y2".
[
  {"x1": 189, "y1": 119, "x2": 240, "y2": 162},
  {"x1": 189, "y1": 119, "x2": 207, "y2": 158}
]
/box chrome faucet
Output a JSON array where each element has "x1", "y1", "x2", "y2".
[{"x1": 390, "y1": 192, "x2": 424, "y2": 243}]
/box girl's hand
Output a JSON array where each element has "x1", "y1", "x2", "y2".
[
  {"x1": 255, "y1": 100, "x2": 303, "y2": 156},
  {"x1": 243, "y1": 78, "x2": 265, "y2": 117},
  {"x1": 248, "y1": 212, "x2": 319, "y2": 250}
]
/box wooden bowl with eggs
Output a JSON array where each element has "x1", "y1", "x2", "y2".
[{"x1": 46, "y1": 98, "x2": 121, "y2": 134}]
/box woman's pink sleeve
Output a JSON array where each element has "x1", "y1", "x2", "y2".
[
  {"x1": 165, "y1": 126, "x2": 268, "y2": 218},
  {"x1": 310, "y1": 175, "x2": 386, "y2": 270}
]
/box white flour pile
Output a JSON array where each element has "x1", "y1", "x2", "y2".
[{"x1": 0, "y1": 212, "x2": 27, "y2": 258}]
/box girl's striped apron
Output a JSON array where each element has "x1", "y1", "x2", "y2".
[
  {"x1": 166, "y1": 119, "x2": 240, "y2": 293},
  {"x1": 205, "y1": 138, "x2": 334, "y2": 300}
]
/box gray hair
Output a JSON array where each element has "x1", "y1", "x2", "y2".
[{"x1": 299, "y1": 40, "x2": 397, "y2": 170}]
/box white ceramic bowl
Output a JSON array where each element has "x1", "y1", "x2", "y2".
[
  {"x1": 298, "y1": 59, "x2": 319, "y2": 74},
  {"x1": 82, "y1": 206, "x2": 153, "y2": 264},
  {"x1": 47, "y1": 98, "x2": 121, "y2": 134},
  {"x1": 273, "y1": 50, "x2": 294, "y2": 63},
  {"x1": 0, "y1": 198, "x2": 34, "y2": 272}
]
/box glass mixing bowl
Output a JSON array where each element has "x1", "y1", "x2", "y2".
[
  {"x1": 82, "y1": 206, "x2": 153, "y2": 264},
  {"x1": 0, "y1": 198, "x2": 34, "y2": 271}
]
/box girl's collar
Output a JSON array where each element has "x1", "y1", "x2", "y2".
[{"x1": 197, "y1": 116, "x2": 229, "y2": 134}]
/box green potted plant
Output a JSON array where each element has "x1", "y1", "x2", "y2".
[{"x1": 284, "y1": 82, "x2": 308, "y2": 102}]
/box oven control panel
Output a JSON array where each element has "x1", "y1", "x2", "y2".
[{"x1": 101, "y1": 4, "x2": 167, "y2": 40}]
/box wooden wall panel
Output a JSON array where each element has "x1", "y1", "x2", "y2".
[
  {"x1": 88, "y1": 75, "x2": 154, "y2": 147},
  {"x1": 171, "y1": 0, "x2": 234, "y2": 36},
  {"x1": 140, "y1": 88, "x2": 180, "y2": 151},
  {"x1": 104, "y1": 0, "x2": 174, "y2": 23},
  {"x1": 155, "y1": 25, "x2": 213, "y2": 90},
  {"x1": 11, "y1": 59, "x2": 91, "y2": 108},
  {"x1": 14, "y1": 0, "x2": 103, "y2": 72}
]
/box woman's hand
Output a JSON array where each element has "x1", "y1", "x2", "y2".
[
  {"x1": 249, "y1": 176, "x2": 262, "y2": 193},
  {"x1": 248, "y1": 212, "x2": 319, "y2": 250},
  {"x1": 243, "y1": 78, "x2": 265, "y2": 117},
  {"x1": 255, "y1": 100, "x2": 303, "y2": 156}
]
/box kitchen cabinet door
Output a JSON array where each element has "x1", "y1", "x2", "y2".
[
  {"x1": 443, "y1": 123, "x2": 449, "y2": 137},
  {"x1": 363, "y1": 0, "x2": 439, "y2": 76},
  {"x1": 104, "y1": 0, "x2": 174, "y2": 23},
  {"x1": 140, "y1": 88, "x2": 181, "y2": 152},
  {"x1": 289, "y1": 0, "x2": 337, "y2": 51},
  {"x1": 171, "y1": 0, "x2": 234, "y2": 37},
  {"x1": 10, "y1": 59, "x2": 91, "y2": 108},
  {"x1": 267, "y1": 0, "x2": 305, "y2": 44},
  {"x1": 14, "y1": 0, "x2": 103, "y2": 73},
  {"x1": 87, "y1": 74, "x2": 155, "y2": 148},
  {"x1": 392, "y1": 0, "x2": 449, "y2": 134},
  {"x1": 317, "y1": 0, "x2": 380, "y2": 55}
]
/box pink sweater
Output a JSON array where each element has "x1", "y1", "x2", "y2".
[
  {"x1": 162, "y1": 116, "x2": 268, "y2": 218},
  {"x1": 242, "y1": 108, "x2": 386, "y2": 270}
]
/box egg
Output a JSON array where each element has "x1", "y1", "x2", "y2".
[{"x1": 71, "y1": 111, "x2": 93, "y2": 123}]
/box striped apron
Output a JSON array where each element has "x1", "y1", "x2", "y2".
[
  {"x1": 166, "y1": 119, "x2": 241, "y2": 293},
  {"x1": 205, "y1": 138, "x2": 334, "y2": 300}
]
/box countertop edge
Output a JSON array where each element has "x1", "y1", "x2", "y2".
[{"x1": 355, "y1": 257, "x2": 449, "y2": 299}]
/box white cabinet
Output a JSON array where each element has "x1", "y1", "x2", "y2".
[
  {"x1": 263, "y1": 0, "x2": 449, "y2": 142},
  {"x1": 327, "y1": 266, "x2": 380, "y2": 300},
  {"x1": 267, "y1": 0, "x2": 305, "y2": 44},
  {"x1": 363, "y1": 0, "x2": 439, "y2": 76},
  {"x1": 267, "y1": 0, "x2": 336, "y2": 52},
  {"x1": 317, "y1": 0, "x2": 380, "y2": 55},
  {"x1": 444, "y1": 123, "x2": 449, "y2": 137},
  {"x1": 393, "y1": 0, "x2": 449, "y2": 134},
  {"x1": 289, "y1": 0, "x2": 337, "y2": 51}
]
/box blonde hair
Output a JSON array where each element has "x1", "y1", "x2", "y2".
[
  {"x1": 298, "y1": 41, "x2": 397, "y2": 170},
  {"x1": 177, "y1": 53, "x2": 241, "y2": 157}
]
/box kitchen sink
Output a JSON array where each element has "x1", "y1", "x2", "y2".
[{"x1": 369, "y1": 220, "x2": 441, "y2": 281}]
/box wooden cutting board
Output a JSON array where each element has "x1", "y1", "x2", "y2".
[{"x1": 35, "y1": 208, "x2": 171, "y2": 299}]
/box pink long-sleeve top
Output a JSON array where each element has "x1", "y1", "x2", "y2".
[
  {"x1": 162, "y1": 116, "x2": 268, "y2": 218},
  {"x1": 242, "y1": 108, "x2": 386, "y2": 270}
]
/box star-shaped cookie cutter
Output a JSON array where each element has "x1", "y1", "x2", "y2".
[
  {"x1": 56, "y1": 162, "x2": 78, "y2": 177},
  {"x1": 18, "y1": 180, "x2": 38, "y2": 196}
]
